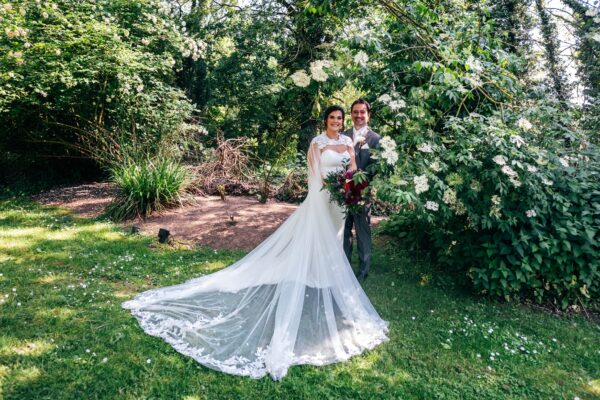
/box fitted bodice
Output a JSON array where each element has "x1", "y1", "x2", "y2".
[{"x1": 320, "y1": 149, "x2": 350, "y2": 178}]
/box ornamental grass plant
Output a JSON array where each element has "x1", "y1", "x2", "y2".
[{"x1": 106, "y1": 157, "x2": 190, "y2": 221}]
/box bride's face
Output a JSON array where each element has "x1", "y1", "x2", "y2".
[{"x1": 326, "y1": 111, "x2": 343, "y2": 132}]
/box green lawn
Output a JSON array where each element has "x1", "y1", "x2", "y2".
[{"x1": 0, "y1": 196, "x2": 598, "y2": 399}]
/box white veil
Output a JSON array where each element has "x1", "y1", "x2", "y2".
[{"x1": 123, "y1": 140, "x2": 388, "y2": 380}]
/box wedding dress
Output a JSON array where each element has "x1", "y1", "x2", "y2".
[{"x1": 122, "y1": 133, "x2": 389, "y2": 380}]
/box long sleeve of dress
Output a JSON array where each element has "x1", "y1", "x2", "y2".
[{"x1": 307, "y1": 140, "x2": 322, "y2": 193}]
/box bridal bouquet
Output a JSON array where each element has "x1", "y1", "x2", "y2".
[{"x1": 322, "y1": 168, "x2": 370, "y2": 215}]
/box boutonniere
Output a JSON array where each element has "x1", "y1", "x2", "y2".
[{"x1": 355, "y1": 136, "x2": 366, "y2": 146}]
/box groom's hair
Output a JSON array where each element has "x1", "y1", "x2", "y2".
[{"x1": 351, "y1": 98, "x2": 371, "y2": 114}]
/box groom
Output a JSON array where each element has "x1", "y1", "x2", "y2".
[{"x1": 343, "y1": 99, "x2": 380, "y2": 282}]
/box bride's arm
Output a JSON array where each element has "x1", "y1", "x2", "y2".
[{"x1": 347, "y1": 145, "x2": 357, "y2": 171}]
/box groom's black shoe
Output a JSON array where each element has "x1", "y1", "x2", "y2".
[{"x1": 356, "y1": 271, "x2": 369, "y2": 283}]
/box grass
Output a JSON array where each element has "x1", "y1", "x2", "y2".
[{"x1": 0, "y1": 195, "x2": 599, "y2": 399}]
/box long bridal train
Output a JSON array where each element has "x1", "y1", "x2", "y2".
[{"x1": 122, "y1": 135, "x2": 389, "y2": 380}]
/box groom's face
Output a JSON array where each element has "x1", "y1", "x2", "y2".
[{"x1": 351, "y1": 104, "x2": 370, "y2": 129}]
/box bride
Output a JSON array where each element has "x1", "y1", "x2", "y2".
[{"x1": 123, "y1": 105, "x2": 389, "y2": 380}]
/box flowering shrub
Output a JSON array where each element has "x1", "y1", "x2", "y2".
[{"x1": 375, "y1": 111, "x2": 600, "y2": 307}]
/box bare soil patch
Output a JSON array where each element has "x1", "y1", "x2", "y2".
[
  {"x1": 34, "y1": 182, "x2": 298, "y2": 250},
  {"x1": 34, "y1": 182, "x2": 384, "y2": 251}
]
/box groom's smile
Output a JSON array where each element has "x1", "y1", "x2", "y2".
[{"x1": 351, "y1": 103, "x2": 370, "y2": 129}]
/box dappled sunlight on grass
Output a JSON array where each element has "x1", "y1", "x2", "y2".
[
  {"x1": 11, "y1": 366, "x2": 42, "y2": 384},
  {"x1": 0, "y1": 339, "x2": 56, "y2": 357},
  {"x1": 34, "y1": 273, "x2": 68, "y2": 285},
  {"x1": 0, "y1": 227, "x2": 47, "y2": 239},
  {"x1": 34, "y1": 307, "x2": 76, "y2": 321},
  {"x1": 584, "y1": 379, "x2": 600, "y2": 396}
]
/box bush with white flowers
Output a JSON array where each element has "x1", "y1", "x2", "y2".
[{"x1": 374, "y1": 109, "x2": 600, "y2": 307}]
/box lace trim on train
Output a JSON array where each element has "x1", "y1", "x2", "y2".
[{"x1": 128, "y1": 309, "x2": 389, "y2": 380}]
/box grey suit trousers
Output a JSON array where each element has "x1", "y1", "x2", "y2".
[{"x1": 343, "y1": 203, "x2": 372, "y2": 275}]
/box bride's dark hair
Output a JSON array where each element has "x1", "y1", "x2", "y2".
[{"x1": 323, "y1": 105, "x2": 345, "y2": 132}]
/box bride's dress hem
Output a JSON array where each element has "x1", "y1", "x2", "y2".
[{"x1": 126, "y1": 305, "x2": 389, "y2": 380}]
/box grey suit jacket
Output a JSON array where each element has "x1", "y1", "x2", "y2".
[{"x1": 342, "y1": 127, "x2": 381, "y2": 175}]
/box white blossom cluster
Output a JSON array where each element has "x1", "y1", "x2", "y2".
[
  {"x1": 354, "y1": 51, "x2": 369, "y2": 67},
  {"x1": 490, "y1": 195, "x2": 502, "y2": 218},
  {"x1": 526, "y1": 209, "x2": 537, "y2": 218},
  {"x1": 181, "y1": 37, "x2": 206, "y2": 61},
  {"x1": 290, "y1": 70, "x2": 311, "y2": 87},
  {"x1": 516, "y1": 118, "x2": 533, "y2": 131},
  {"x1": 558, "y1": 157, "x2": 569, "y2": 168},
  {"x1": 290, "y1": 59, "x2": 332, "y2": 87},
  {"x1": 309, "y1": 60, "x2": 332, "y2": 82},
  {"x1": 414, "y1": 174, "x2": 429, "y2": 194},
  {"x1": 380, "y1": 136, "x2": 398, "y2": 165},
  {"x1": 429, "y1": 161, "x2": 441, "y2": 172},
  {"x1": 377, "y1": 93, "x2": 406, "y2": 111},
  {"x1": 510, "y1": 135, "x2": 526, "y2": 148},
  {"x1": 424, "y1": 201, "x2": 439, "y2": 211},
  {"x1": 417, "y1": 143, "x2": 434, "y2": 153}
]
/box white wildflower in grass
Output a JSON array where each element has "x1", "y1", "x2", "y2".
[
  {"x1": 136, "y1": 84, "x2": 144, "y2": 92},
  {"x1": 585, "y1": 8, "x2": 598, "y2": 16},
  {"x1": 417, "y1": 143, "x2": 434, "y2": 153},
  {"x1": 377, "y1": 94, "x2": 392, "y2": 104},
  {"x1": 491, "y1": 195, "x2": 501, "y2": 206},
  {"x1": 424, "y1": 201, "x2": 439, "y2": 211},
  {"x1": 541, "y1": 177, "x2": 553, "y2": 186},
  {"x1": 290, "y1": 70, "x2": 311, "y2": 87},
  {"x1": 388, "y1": 99, "x2": 406, "y2": 111},
  {"x1": 493, "y1": 155, "x2": 507, "y2": 165},
  {"x1": 510, "y1": 135, "x2": 526, "y2": 148},
  {"x1": 146, "y1": 358, "x2": 152, "y2": 364},
  {"x1": 2, "y1": 3, "x2": 13, "y2": 12},
  {"x1": 526, "y1": 164, "x2": 538, "y2": 173},
  {"x1": 141, "y1": 38, "x2": 150, "y2": 45},
  {"x1": 516, "y1": 118, "x2": 533, "y2": 131},
  {"x1": 558, "y1": 157, "x2": 569, "y2": 168},
  {"x1": 526, "y1": 209, "x2": 537, "y2": 218},
  {"x1": 414, "y1": 175, "x2": 430, "y2": 194},
  {"x1": 501, "y1": 165, "x2": 518, "y2": 178},
  {"x1": 309, "y1": 60, "x2": 329, "y2": 82},
  {"x1": 430, "y1": 161, "x2": 441, "y2": 172},
  {"x1": 354, "y1": 50, "x2": 369, "y2": 67},
  {"x1": 442, "y1": 189, "x2": 457, "y2": 205}
]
